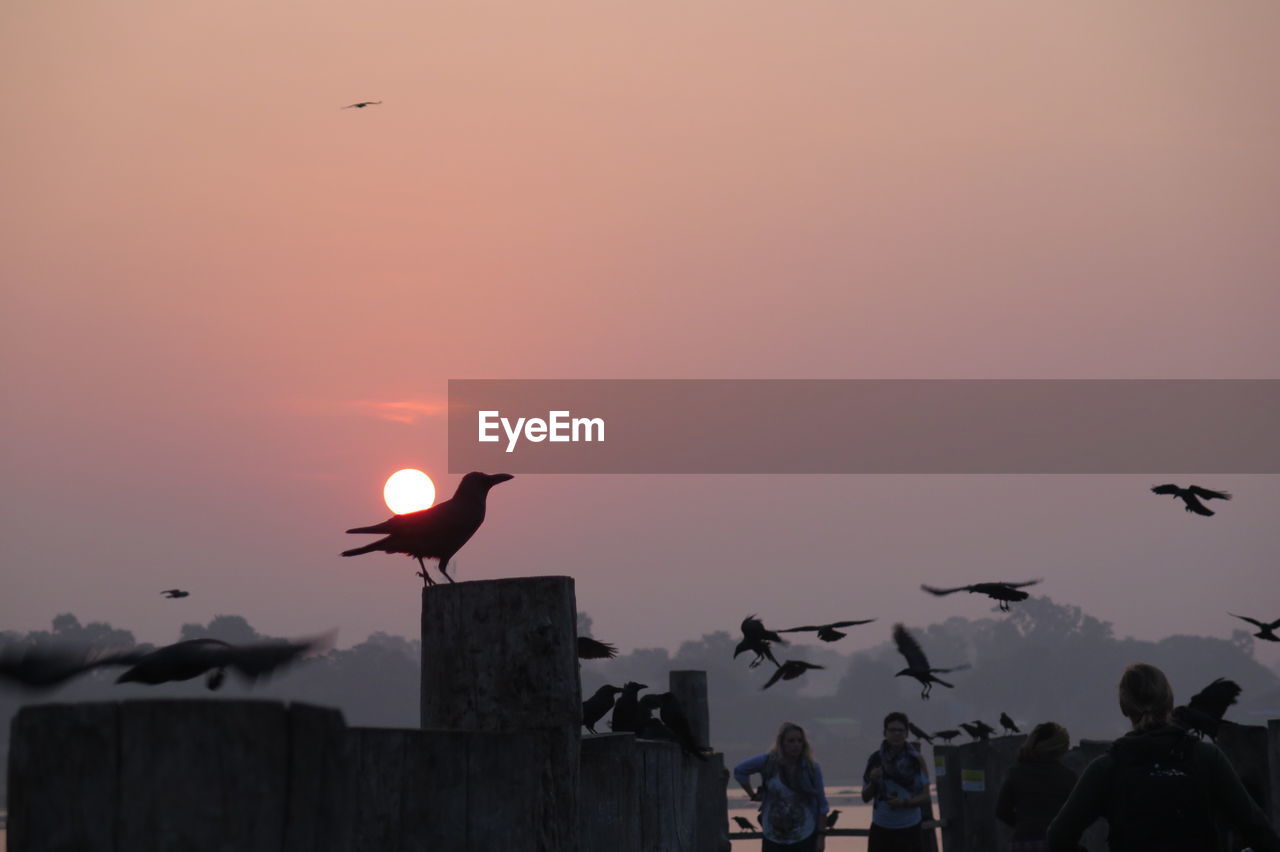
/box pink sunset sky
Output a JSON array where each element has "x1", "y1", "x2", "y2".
[{"x1": 2, "y1": 1, "x2": 1278, "y2": 668}]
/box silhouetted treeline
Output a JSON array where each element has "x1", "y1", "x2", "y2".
[{"x1": 2, "y1": 599, "x2": 1277, "y2": 796}]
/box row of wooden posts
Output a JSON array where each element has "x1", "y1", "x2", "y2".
[
  {"x1": 8, "y1": 576, "x2": 1280, "y2": 850},
  {"x1": 7, "y1": 577, "x2": 729, "y2": 851}
]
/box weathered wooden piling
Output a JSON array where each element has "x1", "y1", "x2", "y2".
[
  {"x1": 669, "y1": 670, "x2": 729, "y2": 852},
  {"x1": 7, "y1": 700, "x2": 352, "y2": 852},
  {"x1": 579, "y1": 733, "x2": 643, "y2": 852},
  {"x1": 419, "y1": 576, "x2": 581, "y2": 851},
  {"x1": 932, "y1": 744, "x2": 964, "y2": 852},
  {"x1": 638, "y1": 738, "x2": 694, "y2": 850}
]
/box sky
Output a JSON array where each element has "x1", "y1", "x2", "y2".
[{"x1": 2, "y1": 1, "x2": 1278, "y2": 673}]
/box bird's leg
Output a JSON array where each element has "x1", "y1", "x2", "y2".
[{"x1": 417, "y1": 559, "x2": 436, "y2": 587}]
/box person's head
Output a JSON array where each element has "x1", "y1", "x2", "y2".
[
  {"x1": 1018, "y1": 721, "x2": 1070, "y2": 763},
  {"x1": 883, "y1": 711, "x2": 910, "y2": 746},
  {"x1": 1118, "y1": 662, "x2": 1174, "y2": 730},
  {"x1": 769, "y1": 722, "x2": 813, "y2": 763}
]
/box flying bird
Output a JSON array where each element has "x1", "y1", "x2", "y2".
[
  {"x1": 762, "y1": 659, "x2": 824, "y2": 690},
  {"x1": 731, "y1": 816, "x2": 757, "y2": 832},
  {"x1": 778, "y1": 619, "x2": 876, "y2": 642},
  {"x1": 892, "y1": 624, "x2": 970, "y2": 699},
  {"x1": 161, "y1": 589, "x2": 189, "y2": 599},
  {"x1": 1230, "y1": 613, "x2": 1280, "y2": 642},
  {"x1": 908, "y1": 722, "x2": 934, "y2": 743},
  {"x1": 582, "y1": 684, "x2": 622, "y2": 734},
  {"x1": 999, "y1": 712, "x2": 1020, "y2": 735},
  {"x1": 610, "y1": 681, "x2": 648, "y2": 734},
  {"x1": 342, "y1": 471, "x2": 513, "y2": 585},
  {"x1": 825, "y1": 809, "x2": 842, "y2": 829},
  {"x1": 115, "y1": 635, "x2": 330, "y2": 691},
  {"x1": 342, "y1": 100, "x2": 382, "y2": 109},
  {"x1": 1151, "y1": 483, "x2": 1231, "y2": 517},
  {"x1": 933, "y1": 729, "x2": 960, "y2": 744},
  {"x1": 0, "y1": 643, "x2": 145, "y2": 691},
  {"x1": 1173, "y1": 678, "x2": 1241, "y2": 740},
  {"x1": 577, "y1": 637, "x2": 618, "y2": 660},
  {"x1": 734, "y1": 615, "x2": 786, "y2": 669},
  {"x1": 921, "y1": 580, "x2": 1042, "y2": 612}
]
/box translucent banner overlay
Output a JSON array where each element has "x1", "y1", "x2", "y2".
[{"x1": 447, "y1": 380, "x2": 1280, "y2": 474}]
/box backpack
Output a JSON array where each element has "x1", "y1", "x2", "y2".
[{"x1": 1104, "y1": 730, "x2": 1216, "y2": 851}]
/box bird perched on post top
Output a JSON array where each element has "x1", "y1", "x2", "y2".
[
  {"x1": 342, "y1": 472, "x2": 513, "y2": 586},
  {"x1": 999, "y1": 712, "x2": 1020, "y2": 735}
]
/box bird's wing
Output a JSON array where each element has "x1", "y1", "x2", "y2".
[
  {"x1": 997, "y1": 580, "x2": 1042, "y2": 589},
  {"x1": 1188, "y1": 486, "x2": 1231, "y2": 501},
  {"x1": 761, "y1": 667, "x2": 787, "y2": 690},
  {"x1": 577, "y1": 637, "x2": 618, "y2": 660},
  {"x1": 1187, "y1": 678, "x2": 1241, "y2": 719},
  {"x1": 1151, "y1": 484, "x2": 1181, "y2": 495},
  {"x1": 777, "y1": 625, "x2": 820, "y2": 633},
  {"x1": 826, "y1": 619, "x2": 876, "y2": 628},
  {"x1": 921, "y1": 584, "x2": 967, "y2": 596},
  {"x1": 1230, "y1": 613, "x2": 1266, "y2": 628},
  {"x1": 1183, "y1": 495, "x2": 1215, "y2": 516},
  {"x1": 227, "y1": 634, "x2": 332, "y2": 681},
  {"x1": 893, "y1": 624, "x2": 930, "y2": 670},
  {"x1": 932, "y1": 663, "x2": 971, "y2": 674}
]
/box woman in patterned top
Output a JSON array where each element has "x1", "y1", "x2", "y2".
[{"x1": 734, "y1": 722, "x2": 830, "y2": 851}]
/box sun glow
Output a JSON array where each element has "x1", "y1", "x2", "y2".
[{"x1": 383, "y1": 469, "x2": 436, "y2": 514}]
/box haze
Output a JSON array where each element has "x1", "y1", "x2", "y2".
[{"x1": 2, "y1": 1, "x2": 1277, "y2": 671}]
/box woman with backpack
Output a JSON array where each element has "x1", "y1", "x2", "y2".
[
  {"x1": 996, "y1": 721, "x2": 1078, "y2": 852},
  {"x1": 1046, "y1": 662, "x2": 1280, "y2": 852},
  {"x1": 734, "y1": 721, "x2": 830, "y2": 851}
]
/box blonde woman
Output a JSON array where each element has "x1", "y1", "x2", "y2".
[{"x1": 734, "y1": 722, "x2": 829, "y2": 852}]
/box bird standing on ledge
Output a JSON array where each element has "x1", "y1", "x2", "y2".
[{"x1": 342, "y1": 472, "x2": 513, "y2": 586}]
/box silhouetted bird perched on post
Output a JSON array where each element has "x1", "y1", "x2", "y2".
[
  {"x1": 116, "y1": 635, "x2": 330, "y2": 691},
  {"x1": 892, "y1": 624, "x2": 969, "y2": 699},
  {"x1": 732, "y1": 816, "x2": 757, "y2": 832},
  {"x1": 734, "y1": 615, "x2": 785, "y2": 669},
  {"x1": 762, "y1": 659, "x2": 824, "y2": 690},
  {"x1": 1151, "y1": 483, "x2": 1231, "y2": 516},
  {"x1": 577, "y1": 637, "x2": 618, "y2": 660},
  {"x1": 342, "y1": 471, "x2": 513, "y2": 586},
  {"x1": 778, "y1": 618, "x2": 876, "y2": 642},
  {"x1": 959, "y1": 722, "x2": 986, "y2": 742},
  {"x1": 582, "y1": 684, "x2": 622, "y2": 734},
  {"x1": 1173, "y1": 678, "x2": 1241, "y2": 740},
  {"x1": 908, "y1": 723, "x2": 934, "y2": 743},
  {"x1": 342, "y1": 100, "x2": 382, "y2": 109},
  {"x1": 971, "y1": 719, "x2": 996, "y2": 740},
  {"x1": 825, "y1": 809, "x2": 841, "y2": 829},
  {"x1": 1230, "y1": 613, "x2": 1280, "y2": 642},
  {"x1": 635, "y1": 693, "x2": 679, "y2": 742},
  {"x1": 161, "y1": 589, "x2": 189, "y2": 599},
  {"x1": 999, "y1": 712, "x2": 1020, "y2": 734},
  {"x1": 933, "y1": 729, "x2": 960, "y2": 743},
  {"x1": 920, "y1": 580, "x2": 1041, "y2": 612},
  {"x1": 610, "y1": 681, "x2": 648, "y2": 734}
]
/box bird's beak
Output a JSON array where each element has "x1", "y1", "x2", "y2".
[{"x1": 488, "y1": 473, "x2": 514, "y2": 486}]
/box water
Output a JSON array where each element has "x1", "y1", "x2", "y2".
[{"x1": 728, "y1": 786, "x2": 941, "y2": 852}]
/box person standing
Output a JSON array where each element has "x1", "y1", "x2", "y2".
[
  {"x1": 734, "y1": 722, "x2": 829, "y2": 852},
  {"x1": 862, "y1": 711, "x2": 930, "y2": 852},
  {"x1": 996, "y1": 722, "x2": 1078, "y2": 851},
  {"x1": 1047, "y1": 662, "x2": 1280, "y2": 852}
]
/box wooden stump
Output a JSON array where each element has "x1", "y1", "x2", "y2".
[
  {"x1": 638, "y1": 739, "x2": 694, "y2": 851},
  {"x1": 932, "y1": 744, "x2": 964, "y2": 852},
  {"x1": 668, "y1": 671, "x2": 710, "y2": 750},
  {"x1": 579, "y1": 734, "x2": 642, "y2": 852},
  {"x1": 419, "y1": 576, "x2": 581, "y2": 850}
]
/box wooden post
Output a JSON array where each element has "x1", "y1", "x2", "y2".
[
  {"x1": 7, "y1": 702, "x2": 119, "y2": 852},
  {"x1": 1270, "y1": 720, "x2": 1280, "y2": 833},
  {"x1": 932, "y1": 744, "x2": 964, "y2": 852},
  {"x1": 638, "y1": 738, "x2": 694, "y2": 851},
  {"x1": 669, "y1": 671, "x2": 710, "y2": 749},
  {"x1": 668, "y1": 670, "x2": 728, "y2": 852},
  {"x1": 420, "y1": 576, "x2": 581, "y2": 851},
  {"x1": 579, "y1": 733, "x2": 642, "y2": 852},
  {"x1": 285, "y1": 703, "x2": 355, "y2": 852}
]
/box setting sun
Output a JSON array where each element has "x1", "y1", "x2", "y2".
[{"x1": 383, "y1": 469, "x2": 436, "y2": 514}]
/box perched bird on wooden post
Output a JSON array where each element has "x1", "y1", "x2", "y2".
[
  {"x1": 342, "y1": 471, "x2": 513, "y2": 586},
  {"x1": 655, "y1": 691, "x2": 709, "y2": 760},
  {"x1": 160, "y1": 589, "x2": 189, "y2": 599},
  {"x1": 970, "y1": 719, "x2": 997, "y2": 740},
  {"x1": 732, "y1": 816, "x2": 757, "y2": 832},
  {"x1": 778, "y1": 618, "x2": 876, "y2": 642},
  {"x1": 1173, "y1": 678, "x2": 1241, "y2": 740},
  {"x1": 825, "y1": 809, "x2": 842, "y2": 829},
  {"x1": 999, "y1": 712, "x2": 1020, "y2": 734},
  {"x1": 908, "y1": 722, "x2": 934, "y2": 743},
  {"x1": 1230, "y1": 613, "x2": 1280, "y2": 642},
  {"x1": 582, "y1": 684, "x2": 622, "y2": 734},
  {"x1": 959, "y1": 722, "x2": 987, "y2": 742},
  {"x1": 933, "y1": 729, "x2": 960, "y2": 743},
  {"x1": 892, "y1": 624, "x2": 969, "y2": 699},
  {"x1": 1151, "y1": 483, "x2": 1231, "y2": 516},
  {"x1": 610, "y1": 680, "x2": 648, "y2": 734},
  {"x1": 920, "y1": 580, "x2": 1041, "y2": 612}
]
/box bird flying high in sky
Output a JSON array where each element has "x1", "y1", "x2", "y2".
[{"x1": 1151, "y1": 483, "x2": 1232, "y2": 517}]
